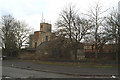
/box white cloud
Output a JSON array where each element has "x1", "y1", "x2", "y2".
[{"x1": 0, "y1": 0, "x2": 119, "y2": 31}]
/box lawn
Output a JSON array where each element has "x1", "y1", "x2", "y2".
[
  {"x1": 9, "y1": 58, "x2": 118, "y2": 68},
  {"x1": 30, "y1": 60, "x2": 118, "y2": 68}
]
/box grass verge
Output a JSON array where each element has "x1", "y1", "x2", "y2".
[
  {"x1": 8, "y1": 59, "x2": 117, "y2": 68},
  {"x1": 32, "y1": 60, "x2": 117, "y2": 68}
]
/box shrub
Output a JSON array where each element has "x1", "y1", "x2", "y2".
[{"x1": 18, "y1": 52, "x2": 40, "y2": 60}]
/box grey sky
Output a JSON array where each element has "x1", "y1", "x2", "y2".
[{"x1": 0, "y1": 0, "x2": 119, "y2": 31}]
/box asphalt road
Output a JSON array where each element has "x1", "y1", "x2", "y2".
[
  {"x1": 2, "y1": 60, "x2": 119, "y2": 78},
  {"x1": 3, "y1": 66, "x2": 80, "y2": 78}
]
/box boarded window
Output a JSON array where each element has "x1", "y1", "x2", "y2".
[
  {"x1": 41, "y1": 25, "x2": 43, "y2": 28},
  {"x1": 46, "y1": 36, "x2": 48, "y2": 41},
  {"x1": 35, "y1": 41, "x2": 37, "y2": 48}
]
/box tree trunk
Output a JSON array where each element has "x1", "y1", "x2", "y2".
[
  {"x1": 118, "y1": 26, "x2": 120, "y2": 64},
  {"x1": 115, "y1": 37, "x2": 118, "y2": 62},
  {"x1": 95, "y1": 43, "x2": 98, "y2": 59}
]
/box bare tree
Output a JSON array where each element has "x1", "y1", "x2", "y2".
[
  {"x1": 105, "y1": 9, "x2": 119, "y2": 44},
  {"x1": 1, "y1": 14, "x2": 30, "y2": 56},
  {"x1": 56, "y1": 5, "x2": 92, "y2": 60},
  {"x1": 72, "y1": 17, "x2": 93, "y2": 43},
  {"x1": 1, "y1": 15, "x2": 18, "y2": 56},
  {"x1": 14, "y1": 21, "x2": 30, "y2": 50},
  {"x1": 38, "y1": 37, "x2": 72, "y2": 60},
  {"x1": 56, "y1": 5, "x2": 76, "y2": 42},
  {"x1": 105, "y1": 8, "x2": 119, "y2": 61},
  {"x1": 118, "y1": 8, "x2": 120, "y2": 64},
  {"x1": 0, "y1": 26, "x2": 3, "y2": 50},
  {"x1": 85, "y1": 2, "x2": 108, "y2": 58}
]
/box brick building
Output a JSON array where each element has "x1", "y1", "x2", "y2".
[
  {"x1": 29, "y1": 22, "x2": 55, "y2": 48},
  {"x1": 84, "y1": 43, "x2": 118, "y2": 59}
]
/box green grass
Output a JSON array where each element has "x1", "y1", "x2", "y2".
[
  {"x1": 94, "y1": 65, "x2": 113, "y2": 68},
  {"x1": 32, "y1": 60, "x2": 117, "y2": 68},
  {"x1": 12, "y1": 59, "x2": 117, "y2": 68}
]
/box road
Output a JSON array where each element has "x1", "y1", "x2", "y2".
[
  {"x1": 2, "y1": 60, "x2": 119, "y2": 78},
  {"x1": 3, "y1": 66, "x2": 80, "y2": 78}
]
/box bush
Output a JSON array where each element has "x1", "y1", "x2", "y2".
[{"x1": 18, "y1": 52, "x2": 40, "y2": 60}]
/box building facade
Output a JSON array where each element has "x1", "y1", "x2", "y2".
[{"x1": 29, "y1": 22, "x2": 54, "y2": 48}]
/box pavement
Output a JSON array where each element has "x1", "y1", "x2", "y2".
[
  {"x1": 3, "y1": 66, "x2": 81, "y2": 78},
  {"x1": 2, "y1": 60, "x2": 119, "y2": 78}
]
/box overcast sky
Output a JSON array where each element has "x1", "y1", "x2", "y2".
[{"x1": 0, "y1": 0, "x2": 120, "y2": 32}]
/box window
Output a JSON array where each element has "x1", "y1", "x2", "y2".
[
  {"x1": 41, "y1": 25, "x2": 43, "y2": 28},
  {"x1": 46, "y1": 36, "x2": 48, "y2": 41},
  {"x1": 35, "y1": 41, "x2": 37, "y2": 48},
  {"x1": 47, "y1": 28, "x2": 50, "y2": 32}
]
